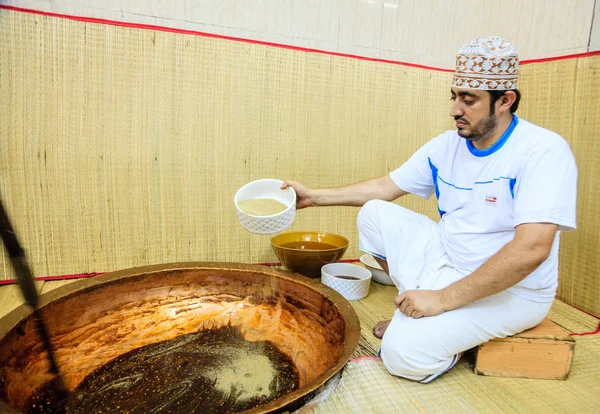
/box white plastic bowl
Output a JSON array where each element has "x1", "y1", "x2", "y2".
[
  {"x1": 234, "y1": 179, "x2": 296, "y2": 235},
  {"x1": 359, "y1": 254, "x2": 395, "y2": 286},
  {"x1": 321, "y1": 263, "x2": 371, "y2": 301}
]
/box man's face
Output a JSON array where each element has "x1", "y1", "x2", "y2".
[{"x1": 449, "y1": 88, "x2": 498, "y2": 142}]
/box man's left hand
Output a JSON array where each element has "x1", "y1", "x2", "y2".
[{"x1": 394, "y1": 290, "x2": 446, "y2": 318}]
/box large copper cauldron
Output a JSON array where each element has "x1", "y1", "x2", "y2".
[{"x1": 0, "y1": 262, "x2": 360, "y2": 413}]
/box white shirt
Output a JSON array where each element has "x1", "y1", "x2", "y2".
[{"x1": 390, "y1": 116, "x2": 578, "y2": 301}]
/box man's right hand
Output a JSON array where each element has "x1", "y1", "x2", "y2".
[
  {"x1": 281, "y1": 181, "x2": 314, "y2": 209},
  {"x1": 281, "y1": 176, "x2": 407, "y2": 209}
]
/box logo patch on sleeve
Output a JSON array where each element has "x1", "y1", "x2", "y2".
[{"x1": 485, "y1": 195, "x2": 497, "y2": 204}]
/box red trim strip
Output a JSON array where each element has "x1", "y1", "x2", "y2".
[
  {"x1": 1, "y1": 5, "x2": 598, "y2": 72},
  {"x1": 1, "y1": 260, "x2": 598, "y2": 334},
  {"x1": 521, "y1": 51, "x2": 600, "y2": 65},
  {"x1": 0, "y1": 5, "x2": 452, "y2": 73},
  {"x1": 0, "y1": 272, "x2": 104, "y2": 285},
  {"x1": 570, "y1": 322, "x2": 600, "y2": 337},
  {"x1": 253, "y1": 262, "x2": 281, "y2": 268},
  {"x1": 349, "y1": 356, "x2": 382, "y2": 362},
  {"x1": 0, "y1": 259, "x2": 362, "y2": 285}
]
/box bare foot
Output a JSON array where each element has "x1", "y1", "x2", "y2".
[{"x1": 372, "y1": 320, "x2": 391, "y2": 339}]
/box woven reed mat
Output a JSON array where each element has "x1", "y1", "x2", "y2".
[
  {"x1": 304, "y1": 283, "x2": 600, "y2": 413},
  {"x1": 307, "y1": 337, "x2": 600, "y2": 413},
  {"x1": 0, "y1": 9, "x2": 597, "y2": 318}
]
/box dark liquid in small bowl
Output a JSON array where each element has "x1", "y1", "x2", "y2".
[{"x1": 335, "y1": 276, "x2": 360, "y2": 281}]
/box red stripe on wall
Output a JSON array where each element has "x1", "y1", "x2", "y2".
[
  {"x1": 570, "y1": 322, "x2": 600, "y2": 337},
  {"x1": 521, "y1": 51, "x2": 600, "y2": 64},
  {"x1": 1, "y1": 5, "x2": 598, "y2": 73},
  {"x1": 0, "y1": 272, "x2": 104, "y2": 285},
  {"x1": 0, "y1": 259, "x2": 361, "y2": 285},
  {"x1": 349, "y1": 356, "x2": 382, "y2": 362},
  {"x1": 0, "y1": 5, "x2": 452, "y2": 73}
]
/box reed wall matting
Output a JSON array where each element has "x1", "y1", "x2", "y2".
[{"x1": 0, "y1": 9, "x2": 598, "y2": 315}]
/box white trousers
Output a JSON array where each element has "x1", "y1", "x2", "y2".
[{"x1": 357, "y1": 200, "x2": 552, "y2": 383}]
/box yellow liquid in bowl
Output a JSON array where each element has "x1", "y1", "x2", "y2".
[{"x1": 238, "y1": 198, "x2": 288, "y2": 216}]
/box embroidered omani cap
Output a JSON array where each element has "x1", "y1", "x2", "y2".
[{"x1": 452, "y1": 36, "x2": 518, "y2": 90}]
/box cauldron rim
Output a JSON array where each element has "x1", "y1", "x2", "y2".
[{"x1": 0, "y1": 261, "x2": 361, "y2": 414}]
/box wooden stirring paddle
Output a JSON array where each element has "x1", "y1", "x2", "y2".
[{"x1": 0, "y1": 197, "x2": 69, "y2": 402}]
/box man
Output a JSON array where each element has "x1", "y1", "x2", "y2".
[{"x1": 282, "y1": 36, "x2": 578, "y2": 383}]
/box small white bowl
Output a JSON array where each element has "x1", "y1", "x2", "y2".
[
  {"x1": 359, "y1": 254, "x2": 395, "y2": 286},
  {"x1": 321, "y1": 263, "x2": 371, "y2": 301},
  {"x1": 234, "y1": 179, "x2": 296, "y2": 235}
]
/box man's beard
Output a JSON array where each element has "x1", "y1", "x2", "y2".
[{"x1": 456, "y1": 114, "x2": 498, "y2": 142}]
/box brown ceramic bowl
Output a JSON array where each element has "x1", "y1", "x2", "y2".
[{"x1": 271, "y1": 231, "x2": 349, "y2": 278}]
